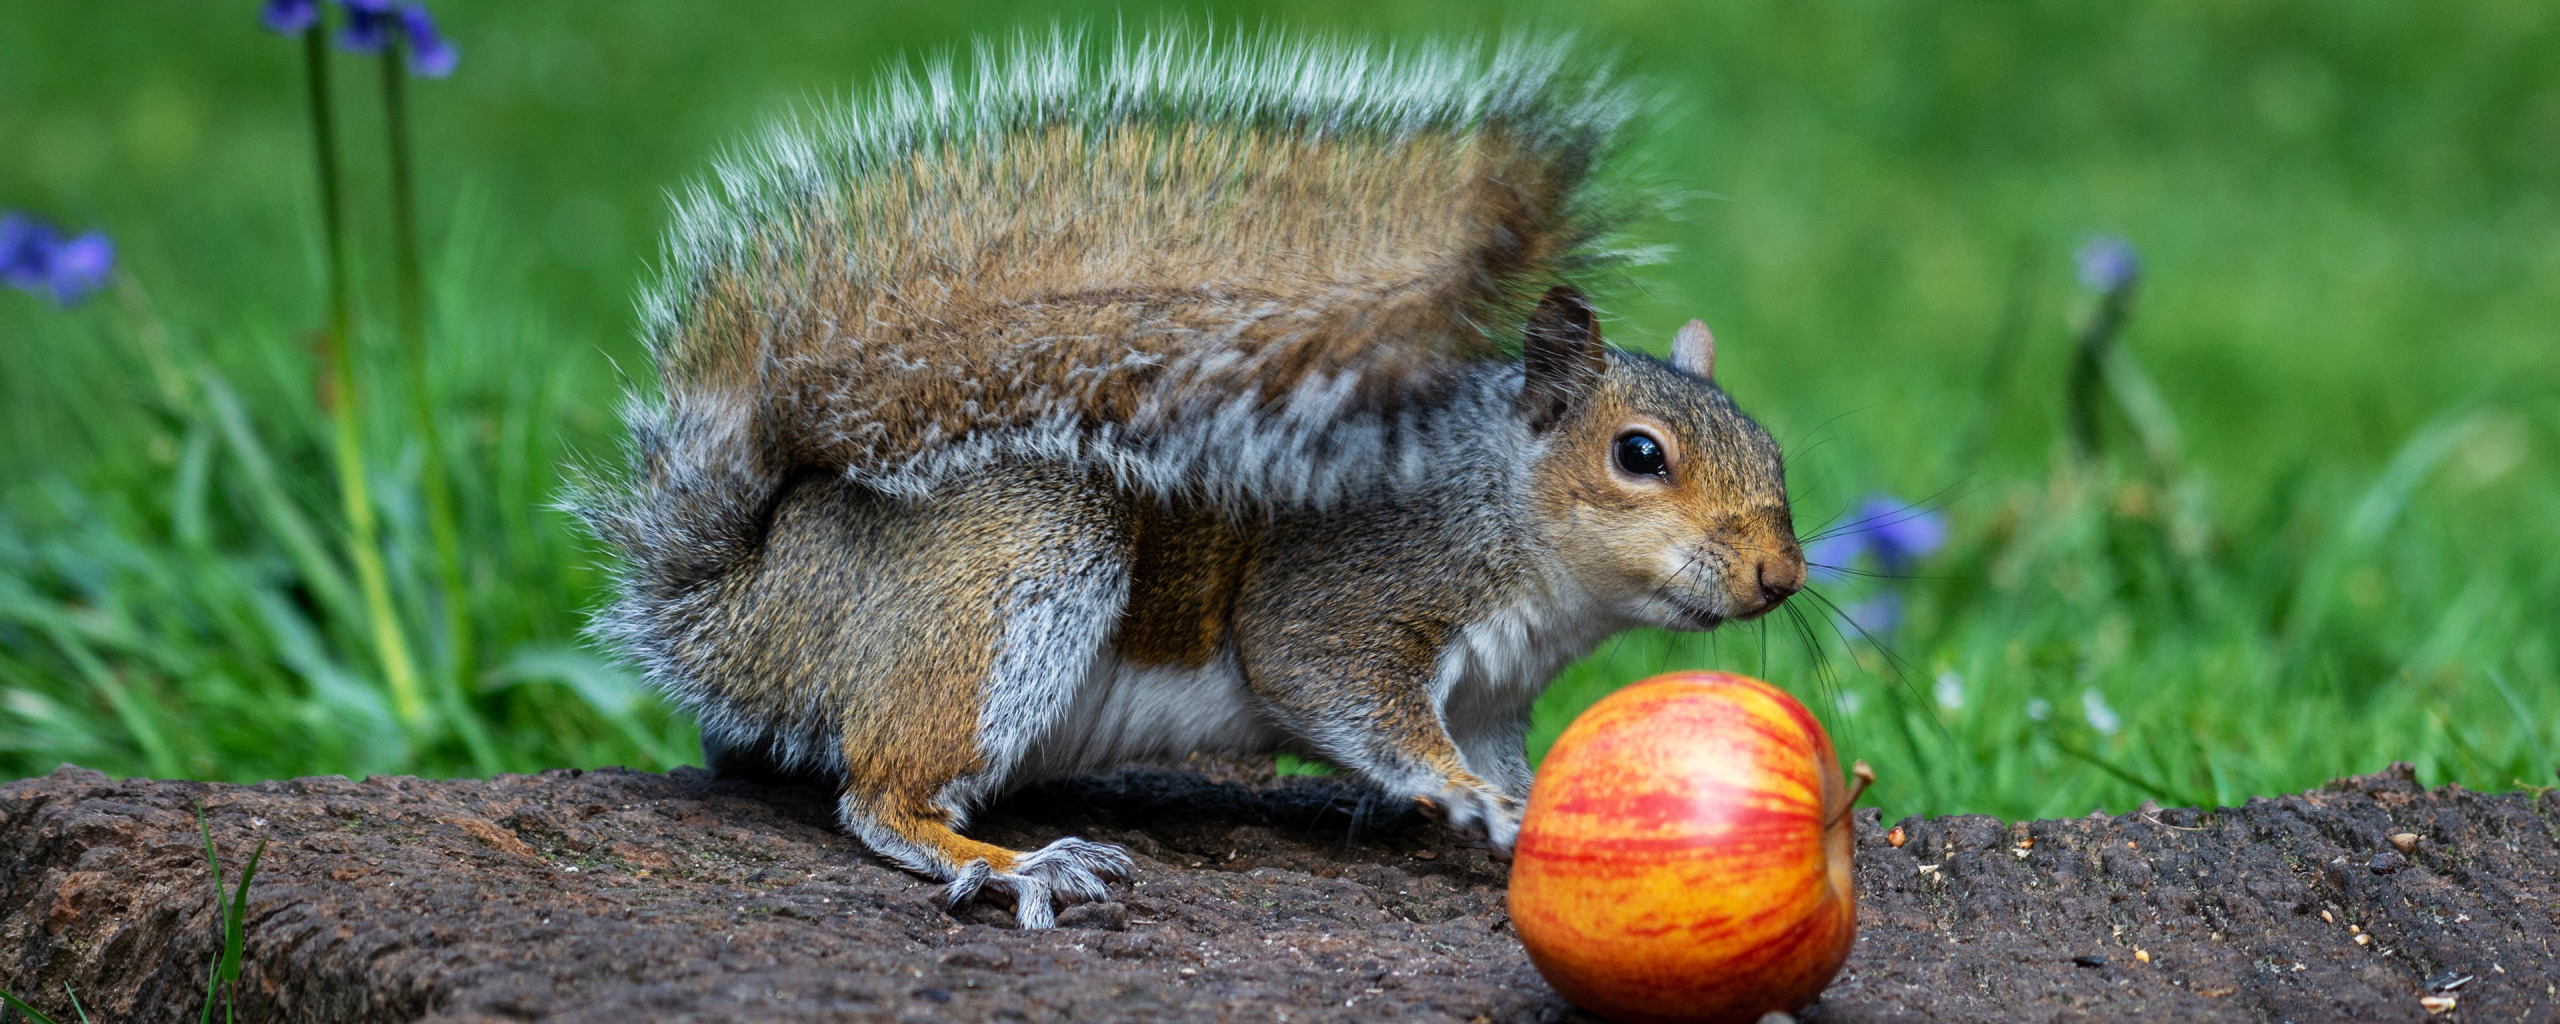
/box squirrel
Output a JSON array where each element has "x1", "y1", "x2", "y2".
[{"x1": 572, "y1": 31, "x2": 1805, "y2": 928}]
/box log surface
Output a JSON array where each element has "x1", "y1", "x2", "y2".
[{"x1": 0, "y1": 761, "x2": 2553, "y2": 1023}]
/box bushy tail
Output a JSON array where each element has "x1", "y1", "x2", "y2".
[
  {"x1": 568, "y1": 392, "x2": 791, "y2": 673},
  {"x1": 576, "y1": 27, "x2": 1642, "y2": 635}
]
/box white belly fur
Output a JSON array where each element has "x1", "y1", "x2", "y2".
[
  {"x1": 1435, "y1": 586, "x2": 1625, "y2": 792},
  {"x1": 1019, "y1": 649, "x2": 1278, "y2": 780},
  {"x1": 1012, "y1": 582, "x2": 1621, "y2": 793}
]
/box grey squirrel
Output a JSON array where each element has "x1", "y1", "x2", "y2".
[{"x1": 573, "y1": 31, "x2": 1805, "y2": 928}]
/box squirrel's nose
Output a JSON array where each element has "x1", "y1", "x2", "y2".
[{"x1": 1752, "y1": 552, "x2": 1805, "y2": 611}]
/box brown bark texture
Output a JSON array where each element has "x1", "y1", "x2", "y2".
[{"x1": 0, "y1": 760, "x2": 2553, "y2": 1023}]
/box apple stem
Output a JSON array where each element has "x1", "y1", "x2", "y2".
[{"x1": 1828, "y1": 761, "x2": 1876, "y2": 828}]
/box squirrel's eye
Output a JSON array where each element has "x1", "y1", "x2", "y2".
[{"x1": 1614, "y1": 432, "x2": 1668, "y2": 477}]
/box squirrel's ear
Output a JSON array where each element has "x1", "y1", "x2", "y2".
[
  {"x1": 1520, "y1": 285, "x2": 1605, "y2": 433},
  {"x1": 1672, "y1": 319, "x2": 1715, "y2": 379}
]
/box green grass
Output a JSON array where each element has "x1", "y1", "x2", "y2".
[{"x1": 1, "y1": 1, "x2": 2554, "y2": 823}]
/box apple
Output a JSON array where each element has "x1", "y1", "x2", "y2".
[{"x1": 1509, "y1": 671, "x2": 1866, "y2": 1024}]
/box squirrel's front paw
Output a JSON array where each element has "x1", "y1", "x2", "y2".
[{"x1": 1412, "y1": 785, "x2": 1522, "y2": 855}]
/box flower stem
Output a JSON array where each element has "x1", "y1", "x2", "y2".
[
  {"x1": 2066, "y1": 281, "x2": 2135, "y2": 461},
  {"x1": 303, "y1": 23, "x2": 430, "y2": 734},
  {"x1": 380, "y1": 40, "x2": 498, "y2": 773}
]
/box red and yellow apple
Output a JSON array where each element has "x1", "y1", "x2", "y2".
[{"x1": 1509, "y1": 671, "x2": 1862, "y2": 1024}]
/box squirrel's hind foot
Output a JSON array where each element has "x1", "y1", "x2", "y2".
[
  {"x1": 1413, "y1": 784, "x2": 1523, "y2": 855},
  {"x1": 1014, "y1": 836, "x2": 1135, "y2": 904},
  {"x1": 936, "y1": 836, "x2": 1134, "y2": 930}
]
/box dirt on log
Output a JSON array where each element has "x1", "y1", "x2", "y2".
[{"x1": 0, "y1": 760, "x2": 2554, "y2": 1023}]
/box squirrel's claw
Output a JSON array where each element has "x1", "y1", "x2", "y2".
[
  {"x1": 1014, "y1": 836, "x2": 1135, "y2": 905},
  {"x1": 936, "y1": 858, "x2": 996, "y2": 910},
  {"x1": 1418, "y1": 785, "x2": 1522, "y2": 855},
  {"x1": 937, "y1": 836, "x2": 1134, "y2": 930}
]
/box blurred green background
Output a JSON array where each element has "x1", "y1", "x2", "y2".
[{"x1": 2, "y1": 1, "x2": 2553, "y2": 821}]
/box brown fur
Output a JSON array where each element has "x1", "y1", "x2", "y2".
[
  {"x1": 668, "y1": 128, "x2": 1597, "y2": 491},
  {"x1": 697, "y1": 467, "x2": 1134, "y2": 880},
  {"x1": 1118, "y1": 503, "x2": 1257, "y2": 670}
]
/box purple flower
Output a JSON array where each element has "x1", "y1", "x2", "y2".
[
  {"x1": 1806, "y1": 494, "x2": 1947, "y2": 579},
  {"x1": 2076, "y1": 235, "x2": 2141, "y2": 293},
  {"x1": 1866, "y1": 499, "x2": 1948, "y2": 567},
  {"x1": 261, "y1": 0, "x2": 320, "y2": 33},
  {"x1": 0, "y1": 213, "x2": 51, "y2": 289},
  {"x1": 397, "y1": 4, "x2": 457, "y2": 77},
  {"x1": 337, "y1": 0, "x2": 455, "y2": 76},
  {"x1": 1842, "y1": 592, "x2": 1903, "y2": 638},
  {"x1": 0, "y1": 212, "x2": 114, "y2": 307},
  {"x1": 45, "y1": 233, "x2": 115, "y2": 305},
  {"x1": 337, "y1": 0, "x2": 396, "y2": 53}
]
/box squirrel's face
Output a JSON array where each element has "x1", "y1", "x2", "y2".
[{"x1": 1515, "y1": 288, "x2": 1804, "y2": 631}]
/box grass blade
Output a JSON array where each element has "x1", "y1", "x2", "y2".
[
  {"x1": 221, "y1": 838, "x2": 266, "y2": 983},
  {"x1": 0, "y1": 989, "x2": 61, "y2": 1024},
  {"x1": 37, "y1": 621, "x2": 179, "y2": 779},
  {"x1": 2486, "y1": 670, "x2": 2553, "y2": 778},
  {"x1": 2285, "y1": 409, "x2": 2486, "y2": 648},
  {"x1": 198, "y1": 951, "x2": 218, "y2": 1024},
  {"x1": 199, "y1": 373, "x2": 359, "y2": 624},
  {"x1": 197, "y1": 802, "x2": 223, "y2": 1024},
  {"x1": 2053, "y1": 738, "x2": 2202, "y2": 808},
  {"x1": 492, "y1": 648, "x2": 684, "y2": 769}
]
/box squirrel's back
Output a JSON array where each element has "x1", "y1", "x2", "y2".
[{"x1": 642, "y1": 30, "x2": 1629, "y2": 490}]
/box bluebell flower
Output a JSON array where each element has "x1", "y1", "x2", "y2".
[
  {"x1": 397, "y1": 4, "x2": 457, "y2": 77},
  {"x1": 1804, "y1": 534, "x2": 1857, "y2": 581},
  {"x1": 261, "y1": 0, "x2": 320, "y2": 33},
  {"x1": 0, "y1": 213, "x2": 49, "y2": 289},
  {"x1": 336, "y1": 0, "x2": 456, "y2": 76},
  {"x1": 2076, "y1": 235, "x2": 2140, "y2": 293},
  {"x1": 337, "y1": 0, "x2": 396, "y2": 53},
  {"x1": 1806, "y1": 494, "x2": 1946, "y2": 579},
  {"x1": 0, "y1": 212, "x2": 114, "y2": 307},
  {"x1": 45, "y1": 233, "x2": 115, "y2": 305},
  {"x1": 1842, "y1": 592, "x2": 1903, "y2": 637},
  {"x1": 1863, "y1": 497, "x2": 1947, "y2": 569}
]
